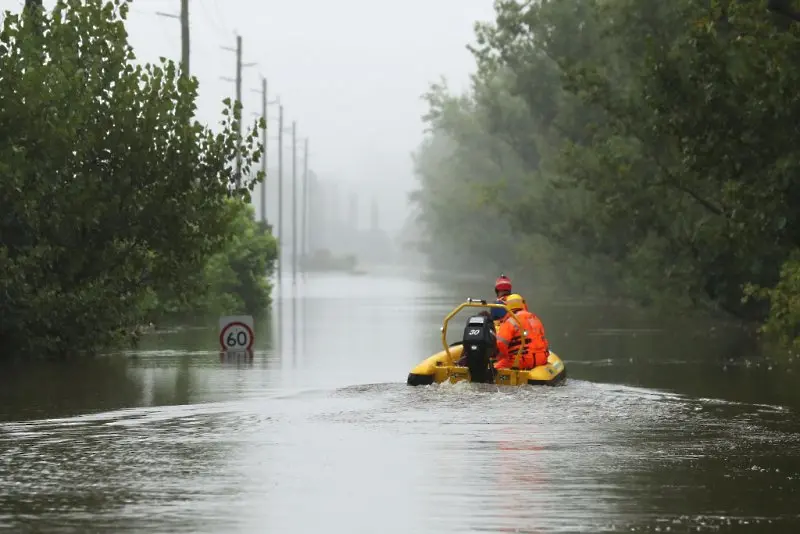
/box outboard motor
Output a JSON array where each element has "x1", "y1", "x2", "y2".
[{"x1": 460, "y1": 314, "x2": 497, "y2": 383}]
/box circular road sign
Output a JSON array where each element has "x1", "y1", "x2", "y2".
[{"x1": 219, "y1": 321, "x2": 254, "y2": 351}]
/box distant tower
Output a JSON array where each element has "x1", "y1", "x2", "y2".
[
  {"x1": 330, "y1": 182, "x2": 339, "y2": 224},
  {"x1": 326, "y1": 181, "x2": 339, "y2": 250},
  {"x1": 307, "y1": 171, "x2": 318, "y2": 252},
  {"x1": 370, "y1": 196, "x2": 379, "y2": 232},
  {"x1": 348, "y1": 191, "x2": 358, "y2": 232}
]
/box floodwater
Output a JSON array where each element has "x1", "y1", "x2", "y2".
[{"x1": 1, "y1": 272, "x2": 799, "y2": 533}]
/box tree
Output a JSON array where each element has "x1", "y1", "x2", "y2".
[
  {"x1": 412, "y1": 0, "x2": 800, "y2": 348},
  {"x1": 0, "y1": 0, "x2": 266, "y2": 356},
  {"x1": 410, "y1": 77, "x2": 532, "y2": 277}
]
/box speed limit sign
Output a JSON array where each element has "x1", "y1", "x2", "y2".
[{"x1": 219, "y1": 315, "x2": 255, "y2": 351}]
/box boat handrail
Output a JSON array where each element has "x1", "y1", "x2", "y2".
[{"x1": 441, "y1": 298, "x2": 526, "y2": 368}]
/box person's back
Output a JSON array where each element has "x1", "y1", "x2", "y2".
[
  {"x1": 523, "y1": 312, "x2": 549, "y2": 363},
  {"x1": 495, "y1": 294, "x2": 549, "y2": 370}
]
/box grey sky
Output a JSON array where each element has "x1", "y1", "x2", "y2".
[{"x1": 2, "y1": 0, "x2": 496, "y2": 233}]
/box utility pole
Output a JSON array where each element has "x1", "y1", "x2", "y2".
[
  {"x1": 180, "y1": 0, "x2": 189, "y2": 74},
  {"x1": 233, "y1": 35, "x2": 243, "y2": 187},
  {"x1": 277, "y1": 105, "x2": 284, "y2": 282},
  {"x1": 301, "y1": 138, "x2": 309, "y2": 269},
  {"x1": 259, "y1": 77, "x2": 267, "y2": 222},
  {"x1": 251, "y1": 77, "x2": 280, "y2": 225},
  {"x1": 156, "y1": 0, "x2": 190, "y2": 77},
  {"x1": 221, "y1": 35, "x2": 256, "y2": 188},
  {"x1": 292, "y1": 121, "x2": 298, "y2": 284}
]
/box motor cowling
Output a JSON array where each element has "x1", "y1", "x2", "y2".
[{"x1": 460, "y1": 313, "x2": 497, "y2": 383}]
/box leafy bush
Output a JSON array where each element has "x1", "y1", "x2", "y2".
[
  {"x1": 744, "y1": 253, "x2": 800, "y2": 352},
  {"x1": 0, "y1": 0, "x2": 265, "y2": 356},
  {"x1": 149, "y1": 200, "x2": 278, "y2": 320}
]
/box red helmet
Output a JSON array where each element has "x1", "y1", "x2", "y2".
[{"x1": 494, "y1": 274, "x2": 512, "y2": 292}]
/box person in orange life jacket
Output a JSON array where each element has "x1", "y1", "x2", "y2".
[{"x1": 494, "y1": 294, "x2": 549, "y2": 370}]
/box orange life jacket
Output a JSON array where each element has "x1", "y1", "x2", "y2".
[{"x1": 495, "y1": 309, "x2": 549, "y2": 368}]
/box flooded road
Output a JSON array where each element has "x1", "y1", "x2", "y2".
[{"x1": 1, "y1": 273, "x2": 799, "y2": 533}]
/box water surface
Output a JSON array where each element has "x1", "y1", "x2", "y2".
[{"x1": 1, "y1": 273, "x2": 798, "y2": 533}]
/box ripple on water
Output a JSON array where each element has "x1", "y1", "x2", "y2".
[{"x1": 1, "y1": 380, "x2": 799, "y2": 533}]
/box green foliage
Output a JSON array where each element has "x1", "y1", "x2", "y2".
[
  {"x1": 743, "y1": 252, "x2": 800, "y2": 351},
  {"x1": 410, "y1": 0, "x2": 800, "y2": 349},
  {"x1": 148, "y1": 200, "x2": 278, "y2": 320},
  {"x1": 0, "y1": 0, "x2": 269, "y2": 356}
]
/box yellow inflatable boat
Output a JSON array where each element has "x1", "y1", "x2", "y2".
[{"x1": 407, "y1": 298, "x2": 567, "y2": 387}]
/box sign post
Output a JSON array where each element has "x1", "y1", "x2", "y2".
[{"x1": 219, "y1": 315, "x2": 255, "y2": 360}]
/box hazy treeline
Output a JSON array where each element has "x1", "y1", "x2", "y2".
[
  {"x1": 411, "y1": 0, "x2": 799, "y2": 351},
  {"x1": 0, "y1": 1, "x2": 277, "y2": 357}
]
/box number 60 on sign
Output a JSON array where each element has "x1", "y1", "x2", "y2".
[{"x1": 219, "y1": 315, "x2": 255, "y2": 352}]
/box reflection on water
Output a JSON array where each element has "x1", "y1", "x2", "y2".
[{"x1": 0, "y1": 272, "x2": 799, "y2": 533}]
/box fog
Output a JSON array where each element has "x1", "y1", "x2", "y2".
[{"x1": 0, "y1": 0, "x2": 495, "y2": 263}]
